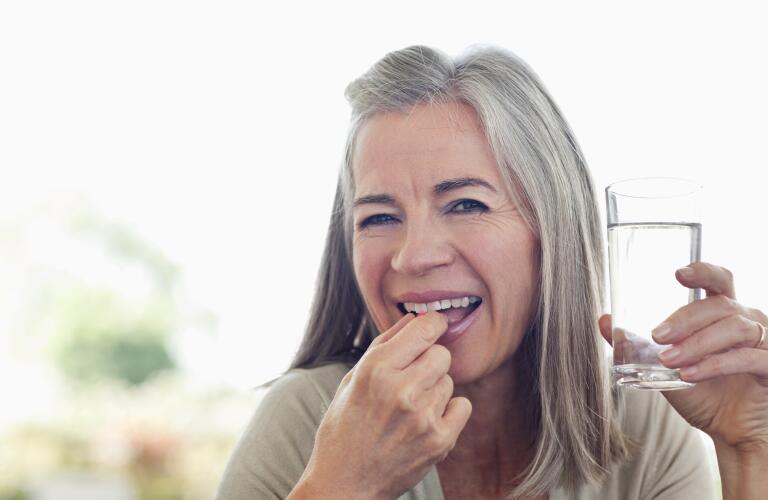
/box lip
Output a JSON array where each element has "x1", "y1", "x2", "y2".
[
  {"x1": 395, "y1": 289, "x2": 481, "y2": 304},
  {"x1": 436, "y1": 301, "x2": 482, "y2": 346}
]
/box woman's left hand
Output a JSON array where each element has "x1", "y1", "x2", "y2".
[{"x1": 598, "y1": 261, "x2": 768, "y2": 454}]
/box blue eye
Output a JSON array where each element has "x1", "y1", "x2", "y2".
[
  {"x1": 358, "y1": 213, "x2": 398, "y2": 229},
  {"x1": 450, "y1": 199, "x2": 488, "y2": 213},
  {"x1": 357, "y1": 200, "x2": 488, "y2": 230}
]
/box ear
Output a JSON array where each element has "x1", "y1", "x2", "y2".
[{"x1": 598, "y1": 314, "x2": 612, "y2": 345}]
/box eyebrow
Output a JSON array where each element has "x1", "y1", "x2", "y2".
[
  {"x1": 353, "y1": 177, "x2": 497, "y2": 208},
  {"x1": 433, "y1": 177, "x2": 497, "y2": 196}
]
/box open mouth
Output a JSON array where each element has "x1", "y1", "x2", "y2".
[{"x1": 397, "y1": 298, "x2": 483, "y2": 324}]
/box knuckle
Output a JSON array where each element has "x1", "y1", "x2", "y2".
[
  {"x1": 720, "y1": 265, "x2": 734, "y2": 282},
  {"x1": 440, "y1": 373, "x2": 454, "y2": 394},
  {"x1": 354, "y1": 363, "x2": 372, "y2": 386},
  {"x1": 425, "y1": 425, "x2": 448, "y2": 452},
  {"x1": 340, "y1": 368, "x2": 355, "y2": 387},
  {"x1": 446, "y1": 434, "x2": 458, "y2": 455},
  {"x1": 755, "y1": 308, "x2": 768, "y2": 326},
  {"x1": 684, "y1": 332, "x2": 702, "y2": 352},
  {"x1": 669, "y1": 302, "x2": 691, "y2": 325},
  {"x1": 735, "y1": 348, "x2": 755, "y2": 366},
  {"x1": 369, "y1": 331, "x2": 384, "y2": 345},
  {"x1": 414, "y1": 410, "x2": 435, "y2": 435},
  {"x1": 715, "y1": 294, "x2": 738, "y2": 313},
  {"x1": 430, "y1": 344, "x2": 452, "y2": 367},
  {"x1": 361, "y1": 344, "x2": 383, "y2": 364},
  {"x1": 396, "y1": 388, "x2": 417, "y2": 412},
  {"x1": 734, "y1": 314, "x2": 753, "y2": 333},
  {"x1": 745, "y1": 307, "x2": 761, "y2": 320},
  {"x1": 705, "y1": 355, "x2": 724, "y2": 375},
  {"x1": 361, "y1": 361, "x2": 386, "y2": 388},
  {"x1": 437, "y1": 437, "x2": 456, "y2": 463},
  {"x1": 673, "y1": 307, "x2": 691, "y2": 328}
]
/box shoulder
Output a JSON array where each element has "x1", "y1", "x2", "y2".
[
  {"x1": 556, "y1": 389, "x2": 715, "y2": 500},
  {"x1": 244, "y1": 361, "x2": 354, "y2": 446},
  {"x1": 214, "y1": 362, "x2": 354, "y2": 500},
  {"x1": 257, "y1": 362, "x2": 354, "y2": 418}
]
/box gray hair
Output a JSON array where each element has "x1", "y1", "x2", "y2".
[{"x1": 286, "y1": 45, "x2": 630, "y2": 496}]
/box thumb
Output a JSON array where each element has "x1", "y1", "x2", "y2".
[
  {"x1": 443, "y1": 396, "x2": 472, "y2": 435},
  {"x1": 598, "y1": 314, "x2": 612, "y2": 345}
]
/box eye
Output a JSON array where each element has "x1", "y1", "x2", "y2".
[
  {"x1": 449, "y1": 199, "x2": 489, "y2": 214},
  {"x1": 358, "y1": 213, "x2": 399, "y2": 230}
]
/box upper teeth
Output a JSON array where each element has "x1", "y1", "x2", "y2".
[{"x1": 403, "y1": 296, "x2": 480, "y2": 314}]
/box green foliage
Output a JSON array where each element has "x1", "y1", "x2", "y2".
[
  {"x1": 7, "y1": 204, "x2": 185, "y2": 386},
  {"x1": 0, "y1": 489, "x2": 28, "y2": 500},
  {"x1": 57, "y1": 329, "x2": 175, "y2": 386},
  {"x1": 52, "y1": 289, "x2": 176, "y2": 386}
]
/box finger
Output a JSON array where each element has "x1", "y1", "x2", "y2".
[
  {"x1": 679, "y1": 348, "x2": 768, "y2": 384},
  {"x1": 371, "y1": 312, "x2": 415, "y2": 346},
  {"x1": 405, "y1": 344, "x2": 452, "y2": 392},
  {"x1": 423, "y1": 373, "x2": 454, "y2": 419},
  {"x1": 378, "y1": 311, "x2": 448, "y2": 370},
  {"x1": 598, "y1": 314, "x2": 612, "y2": 344},
  {"x1": 675, "y1": 262, "x2": 736, "y2": 299},
  {"x1": 651, "y1": 294, "x2": 746, "y2": 344},
  {"x1": 440, "y1": 396, "x2": 472, "y2": 444},
  {"x1": 658, "y1": 315, "x2": 764, "y2": 368}
]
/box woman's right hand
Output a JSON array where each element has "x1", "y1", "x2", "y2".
[{"x1": 300, "y1": 312, "x2": 473, "y2": 500}]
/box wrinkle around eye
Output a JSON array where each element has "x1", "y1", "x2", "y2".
[
  {"x1": 448, "y1": 199, "x2": 489, "y2": 214},
  {"x1": 356, "y1": 213, "x2": 399, "y2": 231},
  {"x1": 458, "y1": 203, "x2": 528, "y2": 231}
]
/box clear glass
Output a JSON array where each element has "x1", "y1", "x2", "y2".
[{"x1": 606, "y1": 177, "x2": 703, "y2": 390}]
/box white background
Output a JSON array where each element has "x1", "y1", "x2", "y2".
[{"x1": 1, "y1": 1, "x2": 766, "y2": 389}]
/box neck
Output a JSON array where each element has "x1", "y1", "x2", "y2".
[{"x1": 446, "y1": 351, "x2": 537, "y2": 469}]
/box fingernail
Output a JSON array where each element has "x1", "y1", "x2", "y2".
[
  {"x1": 652, "y1": 322, "x2": 672, "y2": 341},
  {"x1": 680, "y1": 365, "x2": 698, "y2": 379},
  {"x1": 658, "y1": 347, "x2": 680, "y2": 362},
  {"x1": 678, "y1": 266, "x2": 694, "y2": 279}
]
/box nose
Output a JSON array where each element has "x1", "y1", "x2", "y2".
[{"x1": 390, "y1": 217, "x2": 454, "y2": 276}]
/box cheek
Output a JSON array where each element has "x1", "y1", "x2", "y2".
[
  {"x1": 459, "y1": 224, "x2": 539, "y2": 315},
  {"x1": 352, "y1": 239, "x2": 390, "y2": 296},
  {"x1": 460, "y1": 224, "x2": 536, "y2": 274}
]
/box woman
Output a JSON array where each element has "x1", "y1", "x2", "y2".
[{"x1": 216, "y1": 45, "x2": 768, "y2": 499}]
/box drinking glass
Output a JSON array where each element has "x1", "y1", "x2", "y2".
[{"x1": 606, "y1": 177, "x2": 702, "y2": 390}]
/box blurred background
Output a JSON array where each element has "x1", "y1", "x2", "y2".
[{"x1": 1, "y1": 1, "x2": 766, "y2": 498}]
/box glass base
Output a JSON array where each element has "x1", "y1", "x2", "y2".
[{"x1": 614, "y1": 364, "x2": 695, "y2": 391}]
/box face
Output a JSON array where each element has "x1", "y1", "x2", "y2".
[{"x1": 350, "y1": 101, "x2": 540, "y2": 384}]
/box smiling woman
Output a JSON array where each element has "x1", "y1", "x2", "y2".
[
  {"x1": 349, "y1": 103, "x2": 540, "y2": 371},
  {"x1": 216, "y1": 45, "x2": 768, "y2": 500}
]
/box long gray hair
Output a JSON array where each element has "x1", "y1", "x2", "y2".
[{"x1": 284, "y1": 45, "x2": 630, "y2": 496}]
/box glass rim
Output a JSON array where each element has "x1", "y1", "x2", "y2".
[{"x1": 605, "y1": 176, "x2": 703, "y2": 199}]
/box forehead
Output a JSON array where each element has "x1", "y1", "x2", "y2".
[{"x1": 351, "y1": 101, "x2": 504, "y2": 192}]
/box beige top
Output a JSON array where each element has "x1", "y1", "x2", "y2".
[{"x1": 215, "y1": 362, "x2": 715, "y2": 500}]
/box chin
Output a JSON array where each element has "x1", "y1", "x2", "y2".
[{"x1": 445, "y1": 352, "x2": 486, "y2": 385}]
